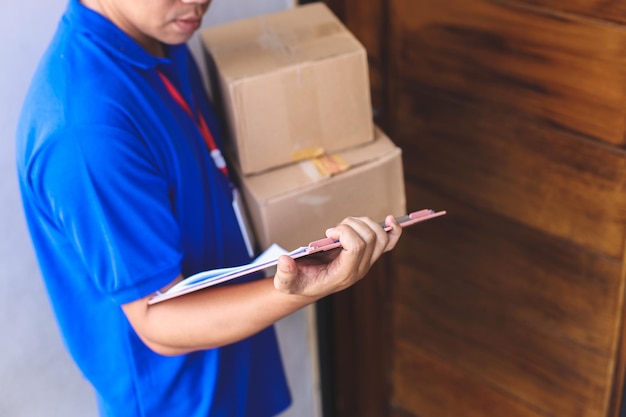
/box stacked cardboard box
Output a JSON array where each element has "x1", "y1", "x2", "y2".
[{"x1": 201, "y1": 3, "x2": 407, "y2": 251}]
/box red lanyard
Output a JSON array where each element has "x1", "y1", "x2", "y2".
[{"x1": 157, "y1": 71, "x2": 230, "y2": 178}]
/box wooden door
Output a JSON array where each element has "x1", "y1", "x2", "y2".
[{"x1": 318, "y1": 1, "x2": 626, "y2": 416}]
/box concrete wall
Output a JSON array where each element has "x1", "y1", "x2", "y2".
[{"x1": 0, "y1": 1, "x2": 320, "y2": 416}]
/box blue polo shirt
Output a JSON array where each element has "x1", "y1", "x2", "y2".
[{"x1": 16, "y1": 1, "x2": 290, "y2": 416}]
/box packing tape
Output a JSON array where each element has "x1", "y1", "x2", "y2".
[
  {"x1": 291, "y1": 147, "x2": 325, "y2": 161},
  {"x1": 311, "y1": 154, "x2": 350, "y2": 176}
]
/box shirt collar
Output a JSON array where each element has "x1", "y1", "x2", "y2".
[{"x1": 63, "y1": 0, "x2": 186, "y2": 70}]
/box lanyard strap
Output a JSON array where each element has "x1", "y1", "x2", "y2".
[{"x1": 157, "y1": 71, "x2": 230, "y2": 178}]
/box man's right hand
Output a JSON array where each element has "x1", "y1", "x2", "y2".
[{"x1": 273, "y1": 214, "x2": 402, "y2": 297}]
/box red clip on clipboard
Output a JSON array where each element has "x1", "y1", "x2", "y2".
[{"x1": 148, "y1": 209, "x2": 446, "y2": 305}]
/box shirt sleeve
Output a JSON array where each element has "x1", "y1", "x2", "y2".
[{"x1": 28, "y1": 125, "x2": 183, "y2": 304}]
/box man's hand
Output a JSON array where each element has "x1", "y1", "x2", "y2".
[{"x1": 273, "y1": 214, "x2": 402, "y2": 296}]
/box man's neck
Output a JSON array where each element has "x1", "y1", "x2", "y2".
[{"x1": 79, "y1": 0, "x2": 165, "y2": 57}]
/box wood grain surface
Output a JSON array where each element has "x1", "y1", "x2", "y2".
[
  {"x1": 500, "y1": 0, "x2": 626, "y2": 25},
  {"x1": 314, "y1": 0, "x2": 626, "y2": 416},
  {"x1": 391, "y1": 86, "x2": 626, "y2": 259},
  {"x1": 390, "y1": 0, "x2": 626, "y2": 145},
  {"x1": 391, "y1": 183, "x2": 623, "y2": 416}
]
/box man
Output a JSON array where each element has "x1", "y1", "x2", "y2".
[{"x1": 16, "y1": 0, "x2": 402, "y2": 416}]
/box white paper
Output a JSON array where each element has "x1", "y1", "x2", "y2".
[{"x1": 149, "y1": 243, "x2": 307, "y2": 304}]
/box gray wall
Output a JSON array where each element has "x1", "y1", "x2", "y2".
[{"x1": 0, "y1": 1, "x2": 320, "y2": 416}]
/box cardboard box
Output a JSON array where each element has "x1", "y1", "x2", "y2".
[
  {"x1": 236, "y1": 128, "x2": 406, "y2": 251},
  {"x1": 201, "y1": 3, "x2": 374, "y2": 175}
]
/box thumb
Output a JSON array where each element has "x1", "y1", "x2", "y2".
[{"x1": 274, "y1": 255, "x2": 299, "y2": 293}]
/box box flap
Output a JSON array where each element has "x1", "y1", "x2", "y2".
[{"x1": 200, "y1": 3, "x2": 365, "y2": 81}]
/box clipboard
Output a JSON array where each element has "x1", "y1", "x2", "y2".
[{"x1": 148, "y1": 209, "x2": 446, "y2": 305}]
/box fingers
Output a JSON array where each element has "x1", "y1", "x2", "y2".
[
  {"x1": 326, "y1": 214, "x2": 402, "y2": 274},
  {"x1": 273, "y1": 214, "x2": 403, "y2": 298},
  {"x1": 330, "y1": 214, "x2": 401, "y2": 253}
]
